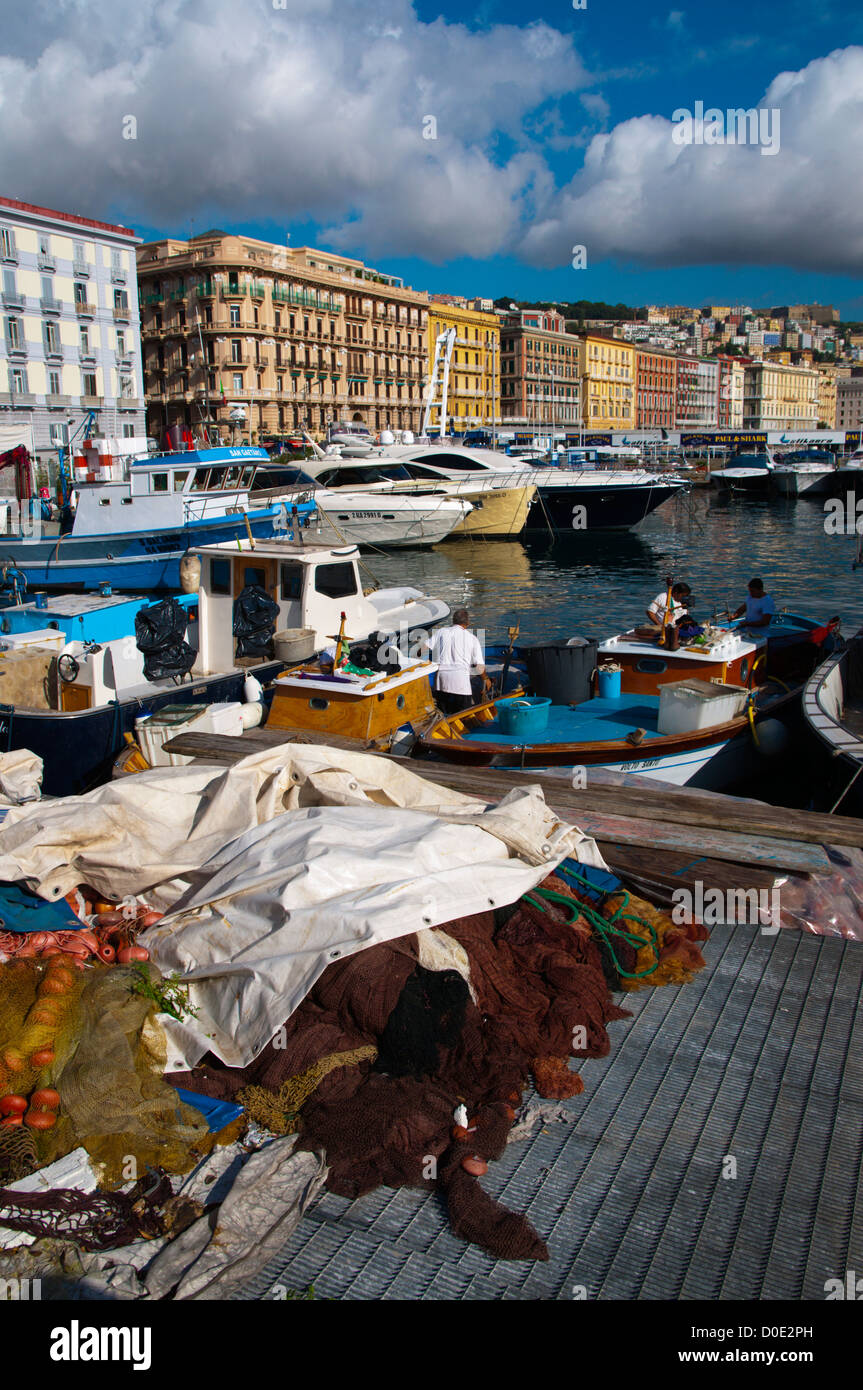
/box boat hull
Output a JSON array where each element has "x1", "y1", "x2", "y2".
[
  {"x1": 0, "y1": 507, "x2": 300, "y2": 591},
  {"x1": 525, "y1": 478, "x2": 681, "y2": 532},
  {"x1": 0, "y1": 661, "x2": 283, "y2": 797}
]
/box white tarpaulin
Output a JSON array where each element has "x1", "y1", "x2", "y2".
[{"x1": 0, "y1": 743, "x2": 604, "y2": 1067}]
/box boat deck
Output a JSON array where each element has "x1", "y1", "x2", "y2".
[
  {"x1": 245, "y1": 923, "x2": 863, "y2": 1301},
  {"x1": 463, "y1": 695, "x2": 662, "y2": 746}
]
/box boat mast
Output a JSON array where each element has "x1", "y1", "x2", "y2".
[{"x1": 195, "y1": 306, "x2": 212, "y2": 444}]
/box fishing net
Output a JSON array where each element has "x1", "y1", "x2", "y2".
[
  {"x1": 50, "y1": 966, "x2": 213, "y2": 1188},
  {"x1": 0, "y1": 1169, "x2": 207, "y2": 1252},
  {"x1": 238, "y1": 1045, "x2": 378, "y2": 1135}
]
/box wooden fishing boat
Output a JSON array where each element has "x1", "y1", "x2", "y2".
[
  {"x1": 411, "y1": 614, "x2": 840, "y2": 790},
  {"x1": 802, "y1": 629, "x2": 863, "y2": 811}
]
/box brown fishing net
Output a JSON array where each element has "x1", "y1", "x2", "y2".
[{"x1": 238, "y1": 1045, "x2": 378, "y2": 1135}]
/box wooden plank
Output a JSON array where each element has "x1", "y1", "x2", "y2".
[{"x1": 161, "y1": 729, "x2": 832, "y2": 874}]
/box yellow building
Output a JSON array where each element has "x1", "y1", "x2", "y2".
[
  {"x1": 427, "y1": 297, "x2": 500, "y2": 433},
  {"x1": 575, "y1": 333, "x2": 635, "y2": 429},
  {"x1": 815, "y1": 364, "x2": 838, "y2": 428}
]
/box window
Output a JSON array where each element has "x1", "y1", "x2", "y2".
[
  {"x1": 122, "y1": 424, "x2": 135, "y2": 438},
  {"x1": 152, "y1": 473, "x2": 169, "y2": 493},
  {"x1": 0, "y1": 227, "x2": 15, "y2": 261},
  {"x1": 276, "y1": 374, "x2": 283, "y2": 392},
  {"x1": 9, "y1": 367, "x2": 27, "y2": 393},
  {"x1": 40, "y1": 275, "x2": 53, "y2": 300},
  {"x1": 74, "y1": 282, "x2": 87, "y2": 305},
  {"x1": 119, "y1": 375, "x2": 134, "y2": 398},
  {"x1": 172, "y1": 470, "x2": 190, "y2": 491},
  {"x1": 4, "y1": 316, "x2": 21, "y2": 350},
  {"x1": 80, "y1": 327, "x2": 90, "y2": 353},
  {"x1": 243, "y1": 565, "x2": 267, "y2": 589},
  {"x1": 211, "y1": 559, "x2": 231, "y2": 594},
  {"x1": 314, "y1": 561, "x2": 357, "y2": 599},
  {"x1": 113, "y1": 289, "x2": 128, "y2": 312},
  {"x1": 280, "y1": 563, "x2": 304, "y2": 600},
  {"x1": 233, "y1": 373, "x2": 242, "y2": 392},
  {"x1": 230, "y1": 304, "x2": 240, "y2": 327},
  {"x1": 82, "y1": 371, "x2": 97, "y2": 396},
  {"x1": 49, "y1": 422, "x2": 68, "y2": 445},
  {"x1": 117, "y1": 330, "x2": 126, "y2": 354},
  {"x1": 43, "y1": 321, "x2": 60, "y2": 355},
  {"x1": 231, "y1": 339, "x2": 242, "y2": 363}
]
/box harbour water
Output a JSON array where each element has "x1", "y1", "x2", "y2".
[
  {"x1": 367, "y1": 490, "x2": 863, "y2": 645},
  {"x1": 366, "y1": 489, "x2": 863, "y2": 809}
]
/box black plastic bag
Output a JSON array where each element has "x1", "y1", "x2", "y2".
[
  {"x1": 135, "y1": 598, "x2": 196, "y2": 682},
  {"x1": 233, "y1": 584, "x2": 279, "y2": 658}
]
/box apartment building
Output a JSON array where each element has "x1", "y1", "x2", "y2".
[
  {"x1": 634, "y1": 347, "x2": 676, "y2": 429},
  {"x1": 427, "y1": 297, "x2": 500, "y2": 433},
  {"x1": 742, "y1": 361, "x2": 819, "y2": 430},
  {"x1": 500, "y1": 310, "x2": 582, "y2": 429},
  {"x1": 136, "y1": 232, "x2": 430, "y2": 441},
  {"x1": 717, "y1": 356, "x2": 745, "y2": 429},
  {"x1": 837, "y1": 374, "x2": 863, "y2": 431},
  {"x1": 575, "y1": 332, "x2": 635, "y2": 430},
  {"x1": 815, "y1": 364, "x2": 838, "y2": 428},
  {"x1": 0, "y1": 195, "x2": 143, "y2": 469}
]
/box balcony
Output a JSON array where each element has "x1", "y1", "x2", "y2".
[
  {"x1": 40, "y1": 296, "x2": 62, "y2": 315},
  {"x1": 113, "y1": 305, "x2": 131, "y2": 322},
  {"x1": 117, "y1": 397, "x2": 143, "y2": 411},
  {"x1": 46, "y1": 394, "x2": 71, "y2": 408},
  {"x1": 0, "y1": 392, "x2": 35, "y2": 406},
  {"x1": 220, "y1": 286, "x2": 246, "y2": 301},
  {"x1": 226, "y1": 355, "x2": 247, "y2": 367},
  {"x1": 80, "y1": 350, "x2": 97, "y2": 364},
  {"x1": 249, "y1": 282, "x2": 267, "y2": 300},
  {"x1": 4, "y1": 339, "x2": 26, "y2": 359},
  {"x1": 81, "y1": 396, "x2": 104, "y2": 408},
  {"x1": 44, "y1": 346, "x2": 63, "y2": 362},
  {"x1": 112, "y1": 269, "x2": 127, "y2": 285},
  {"x1": 195, "y1": 284, "x2": 216, "y2": 299},
  {"x1": 73, "y1": 261, "x2": 90, "y2": 278},
  {"x1": 254, "y1": 356, "x2": 271, "y2": 369},
  {"x1": 75, "y1": 301, "x2": 96, "y2": 318},
  {"x1": 37, "y1": 252, "x2": 55, "y2": 271},
  {"x1": 1, "y1": 290, "x2": 25, "y2": 310}
]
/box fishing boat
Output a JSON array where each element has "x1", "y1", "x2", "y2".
[
  {"x1": 802, "y1": 630, "x2": 863, "y2": 812},
  {"x1": 710, "y1": 451, "x2": 774, "y2": 493},
  {"x1": 0, "y1": 443, "x2": 318, "y2": 592},
  {"x1": 0, "y1": 537, "x2": 450, "y2": 797},
  {"x1": 411, "y1": 612, "x2": 839, "y2": 789}
]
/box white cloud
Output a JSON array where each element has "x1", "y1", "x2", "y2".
[
  {"x1": 0, "y1": 6, "x2": 861, "y2": 278},
  {"x1": 0, "y1": 0, "x2": 587, "y2": 263},
  {"x1": 518, "y1": 46, "x2": 863, "y2": 275}
]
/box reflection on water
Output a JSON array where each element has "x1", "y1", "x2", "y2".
[{"x1": 367, "y1": 492, "x2": 863, "y2": 645}]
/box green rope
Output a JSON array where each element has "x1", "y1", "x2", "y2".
[{"x1": 523, "y1": 876, "x2": 662, "y2": 981}]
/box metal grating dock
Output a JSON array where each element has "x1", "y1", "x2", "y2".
[{"x1": 244, "y1": 925, "x2": 863, "y2": 1301}]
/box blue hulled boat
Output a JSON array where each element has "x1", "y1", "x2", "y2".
[{"x1": 0, "y1": 444, "x2": 317, "y2": 592}]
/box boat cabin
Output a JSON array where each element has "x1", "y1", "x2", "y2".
[{"x1": 599, "y1": 626, "x2": 764, "y2": 695}]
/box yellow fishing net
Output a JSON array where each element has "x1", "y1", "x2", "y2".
[
  {"x1": 0, "y1": 960, "x2": 213, "y2": 1188},
  {"x1": 239, "y1": 1045, "x2": 378, "y2": 1135}
]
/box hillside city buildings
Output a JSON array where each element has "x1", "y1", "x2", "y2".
[{"x1": 3, "y1": 196, "x2": 861, "y2": 460}]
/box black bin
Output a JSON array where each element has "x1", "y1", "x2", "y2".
[{"x1": 522, "y1": 637, "x2": 597, "y2": 706}]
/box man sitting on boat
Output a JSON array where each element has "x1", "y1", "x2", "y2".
[
  {"x1": 646, "y1": 582, "x2": 693, "y2": 631},
  {"x1": 430, "y1": 608, "x2": 492, "y2": 715},
  {"x1": 733, "y1": 578, "x2": 776, "y2": 629}
]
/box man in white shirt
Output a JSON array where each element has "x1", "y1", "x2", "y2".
[
  {"x1": 646, "y1": 582, "x2": 692, "y2": 629},
  {"x1": 733, "y1": 577, "x2": 776, "y2": 629},
  {"x1": 431, "y1": 609, "x2": 490, "y2": 714}
]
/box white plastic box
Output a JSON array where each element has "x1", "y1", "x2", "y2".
[
  {"x1": 136, "y1": 701, "x2": 244, "y2": 767},
  {"x1": 0, "y1": 629, "x2": 67, "y2": 653},
  {"x1": 657, "y1": 678, "x2": 749, "y2": 736}
]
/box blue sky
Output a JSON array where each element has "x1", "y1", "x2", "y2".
[{"x1": 4, "y1": 0, "x2": 863, "y2": 315}]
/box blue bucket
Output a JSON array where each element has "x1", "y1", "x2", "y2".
[
  {"x1": 496, "y1": 695, "x2": 551, "y2": 737},
  {"x1": 597, "y1": 666, "x2": 622, "y2": 700}
]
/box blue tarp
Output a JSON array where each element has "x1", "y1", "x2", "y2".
[{"x1": 0, "y1": 881, "x2": 82, "y2": 933}]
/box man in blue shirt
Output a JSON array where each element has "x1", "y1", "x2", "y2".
[{"x1": 733, "y1": 577, "x2": 776, "y2": 629}]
